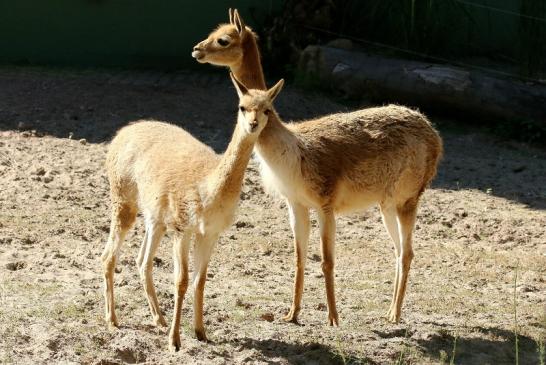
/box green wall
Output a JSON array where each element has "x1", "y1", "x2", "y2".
[{"x1": 0, "y1": 0, "x2": 277, "y2": 69}]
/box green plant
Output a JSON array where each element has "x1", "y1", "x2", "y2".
[
  {"x1": 537, "y1": 339, "x2": 545, "y2": 365},
  {"x1": 395, "y1": 329, "x2": 410, "y2": 365},
  {"x1": 514, "y1": 261, "x2": 519, "y2": 365},
  {"x1": 450, "y1": 335, "x2": 458, "y2": 365}
]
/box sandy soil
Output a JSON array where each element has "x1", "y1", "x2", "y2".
[{"x1": 0, "y1": 67, "x2": 545, "y2": 364}]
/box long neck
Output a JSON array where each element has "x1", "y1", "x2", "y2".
[
  {"x1": 255, "y1": 112, "x2": 300, "y2": 166},
  {"x1": 231, "y1": 31, "x2": 300, "y2": 166},
  {"x1": 231, "y1": 30, "x2": 266, "y2": 90},
  {"x1": 204, "y1": 123, "x2": 255, "y2": 205}
]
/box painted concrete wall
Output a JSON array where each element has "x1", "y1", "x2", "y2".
[{"x1": 0, "y1": 0, "x2": 278, "y2": 69}]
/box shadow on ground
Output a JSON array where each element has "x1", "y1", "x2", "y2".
[
  {"x1": 1, "y1": 67, "x2": 544, "y2": 209},
  {"x1": 416, "y1": 324, "x2": 541, "y2": 365},
  {"x1": 217, "y1": 337, "x2": 378, "y2": 365}
]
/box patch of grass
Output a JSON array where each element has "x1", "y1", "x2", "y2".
[
  {"x1": 395, "y1": 329, "x2": 410, "y2": 365},
  {"x1": 52, "y1": 301, "x2": 87, "y2": 321},
  {"x1": 450, "y1": 335, "x2": 458, "y2": 365},
  {"x1": 334, "y1": 334, "x2": 348, "y2": 365},
  {"x1": 537, "y1": 339, "x2": 545, "y2": 365},
  {"x1": 514, "y1": 261, "x2": 519, "y2": 365}
]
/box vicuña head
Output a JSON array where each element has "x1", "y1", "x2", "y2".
[
  {"x1": 192, "y1": 9, "x2": 249, "y2": 66},
  {"x1": 232, "y1": 72, "x2": 283, "y2": 135}
]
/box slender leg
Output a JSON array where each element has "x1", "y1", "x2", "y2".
[
  {"x1": 317, "y1": 207, "x2": 338, "y2": 326},
  {"x1": 138, "y1": 218, "x2": 167, "y2": 327},
  {"x1": 168, "y1": 231, "x2": 191, "y2": 352},
  {"x1": 283, "y1": 200, "x2": 310, "y2": 324},
  {"x1": 380, "y1": 203, "x2": 402, "y2": 320},
  {"x1": 135, "y1": 229, "x2": 148, "y2": 269},
  {"x1": 389, "y1": 198, "x2": 418, "y2": 323},
  {"x1": 101, "y1": 202, "x2": 136, "y2": 329},
  {"x1": 192, "y1": 232, "x2": 217, "y2": 342}
]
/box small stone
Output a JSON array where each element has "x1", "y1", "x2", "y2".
[
  {"x1": 6, "y1": 261, "x2": 27, "y2": 271},
  {"x1": 326, "y1": 38, "x2": 353, "y2": 50},
  {"x1": 17, "y1": 121, "x2": 31, "y2": 130},
  {"x1": 260, "y1": 312, "x2": 274, "y2": 322},
  {"x1": 79, "y1": 138, "x2": 87, "y2": 145},
  {"x1": 235, "y1": 298, "x2": 252, "y2": 309},
  {"x1": 316, "y1": 303, "x2": 327, "y2": 311}
]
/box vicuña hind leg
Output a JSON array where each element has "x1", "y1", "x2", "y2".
[
  {"x1": 283, "y1": 201, "x2": 310, "y2": 324},
  {"x1": 389, "y1": 197, "x2": 418, "y2": 323},
  {"x1": 380, "y1": 203, "x2": 402, "y2": 321},
  {"x1": 101, "y1": 201, "x2": 137, "y2": 329},
  {"x1": 138, "y1": 218, "x2": 167, "y2": 327},
  {"x1": 318, "y1": 207, "x2": 338, "y2": 326}
]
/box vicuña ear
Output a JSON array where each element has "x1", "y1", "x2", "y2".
[
  {"x1": 267, "y1": 79, "x2": 284, "y2": 102},
  {"x1": 228, "y1": 8, "x2": 234, "y2": 25},
  {"x1": 230, "y1": 72, "x2": 249, "y2": 98},
  {"x1": 233, "y1": 9, "x2": 246, "y2": 35}
]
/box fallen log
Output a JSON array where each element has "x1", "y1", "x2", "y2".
[{"x1": 298, "y1": 45, "x2": 546, "y2": 123}]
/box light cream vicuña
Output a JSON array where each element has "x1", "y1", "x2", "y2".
[
  {"x1": 193, "y1": 9, "x2": 443, "y2": 325},
  {"x1": 101, "y1": 73, "x2": 284, "y2": 350}
]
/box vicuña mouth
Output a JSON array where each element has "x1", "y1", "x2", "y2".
[{"x1": 191, "y1": 51, "x2": 205, "y2": 61}]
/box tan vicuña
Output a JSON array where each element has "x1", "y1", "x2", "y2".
[
  {"x1": 193, "y1": 8, "x2": 443, "y2": 325},
  {"x1": 101, "y1": 74, "x2": 284, "y2": 350}
]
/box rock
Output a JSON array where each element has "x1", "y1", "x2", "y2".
[
  {"x1": 235, "y1": 298, "x2": 252, "y2": 309},
  {"x1": 79, "y1": 138, "x2": 87, "y2": 145},
  {"x1": 31, "y1": 166, "x2": 46, "y2": 176},
  {"x1": 260, "y1": 312, "x2": 275, "y2": 322},
  {"x1": 6, "y1": 261, "x2": 27, "y2": 271},
  {"x1": 235, "y1": 221, "x2": 249, "y2": 229},
  {"x1": 316, "y1": 303, "x2": 327, "y2": 311},
  {"x1": 326, "y1": 38, "x2": 353, "y2": 50},
  {"x1": 153, "y1": 257, "x2": 163, "y2": 267},
  {"x1": 17, "y1": 121, "x2": 32, "y2": 130}
]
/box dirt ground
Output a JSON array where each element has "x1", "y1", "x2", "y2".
[{"x1": 0, "y1": 67, "x2": 545, "y2": 364}]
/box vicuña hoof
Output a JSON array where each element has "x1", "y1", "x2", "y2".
[
  {"x1": 282, "y1": 310, "x2": 300, "y2": 324},
  {"x1": 385, "y1": 308, "x2": 400, "y2": 323},
  {"x1": 106, "y1": 316, "x2": 119, "y2": 330},
  {"x1": 168, "y1": 335, "x2": 181, "y2": 352},
  {"x1": 195, "y1": 328, "x2": 208, "y2": 342},
  {"x1": 154, "y1": 315, "x2": 168, "y2": 327},
  {"x1": 328, "y1": 312, "x2": 339, "y2": 327}
]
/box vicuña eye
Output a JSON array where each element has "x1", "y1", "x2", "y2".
[
  {"x1": 239, "y1": 106, "x2": 246, "y2": 113},
  {"x1": 217, "y1": 38, "x2": 230, "y2": 47},
  {"x1": 264, "y1": 109, "x2": 271, "y2": 115}
]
